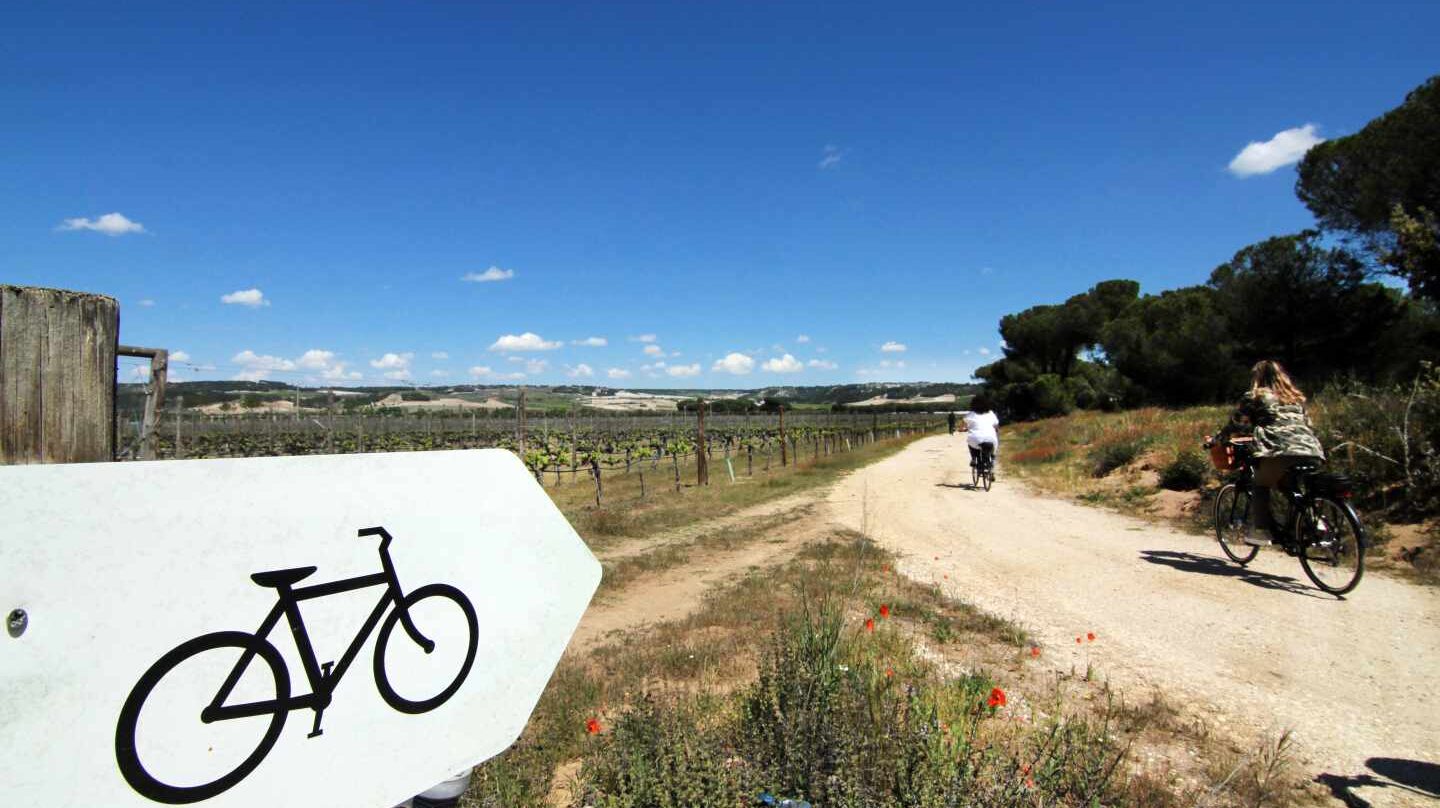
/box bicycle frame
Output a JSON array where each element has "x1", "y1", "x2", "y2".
[{"x1": 201, "y1": 528, "x2": 430, "y2": 724}]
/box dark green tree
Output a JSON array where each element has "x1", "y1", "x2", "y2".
[
  {"x1": 1296, "y1": 75, "x2": 1440, "y2": 299},
  {"x1": 1100, "y1": 286, "x2": 1244, "y2": 405},
  {"x1": 1207, "y1": 231, "x2": 1405, "y2": 383}
]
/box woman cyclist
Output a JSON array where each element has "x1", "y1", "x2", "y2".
[
  {"x1": 961, "y1": 396, "x2": 1000, "y2": 474},
  {"x1": 1215, "y1": 360, "x2": 1325, "y2": 546}
]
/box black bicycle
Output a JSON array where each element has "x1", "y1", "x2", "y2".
[
  {"x1": 1209, "y1": 437, "x2": 1367, "y2": 596},
  {"x1": 115, "y1": 527, "x2": 479, "y2": 805},
  {"x1": 970, "y1": 442, "x2": 995, "y2": 492}
]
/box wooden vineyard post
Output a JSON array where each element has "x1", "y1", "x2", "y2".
[
  {"x1": 326, "y1": 389, "x2": 336, "y2": 453},
  {"x1": 119, "y1": 345, "x2": 168, "y2": 461},
  {"x1": 672, "y1": 449, "x2": 681, "y2": 492},
  {"x1": 517, "y1": 387, "x2": 527, "y2": 455},
  {"x1": 639, "y1": 469, "x2": 646, "y2": 499},
  {"x1": 173, "y1": 396, "x2": 185, "y2": 459},
  {"x1": 747, "y1": 444, "x2": 753, "y2": 476},
  {"x1": 779, "y1": 405, "x2": 788, "y2": 467},
  {"x1": 871, "y1": 412, "x2": 878, "y2": 444},
  {"x1": 1, "y1": 285, "x2": 119, "y2": 465},
  {"x1": 695, "y1": 398, "x2": 709, "y2": 486},
  {"x1": 591, "y1": 458, "x2": 602, "y2": 507}
]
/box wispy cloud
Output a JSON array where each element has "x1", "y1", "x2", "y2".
[
  {"x1": 489, "y1": 332, "x2": 562, "y2": 351},
  {"x1": 431, "y1": 351, "x2": 449, "y2": 360},
  {"x1": 221, "y1": 288, "x2": 269, "y2": 308},
  {"x1": 468, "y1": 365, "x2": 493, "y2": 378},
  {"x1": 667, "y1": 363, "x2": 701, "y2": 377},
  {"x1": 629, "y1": 334, "x2": 658, "y2": 343},
  {"x1": 138, "y1": 299, "x2": 156, "y2": 307},
  {"x1": 795, "y1": 334, "x2": 811, "y2": 344},
  {"x1": 643, "y1": 344, "x2": 664, "y2": 356},
  {"x1": 572, "y1": 337, "x2": 608, "y2": 347},
  {"x1": 607, "y1": 368, "x2": 632, "y2": 380},
  {"x1": 461, "y1": 266, "x2": 515, "y2": 283},
  {"x1": 762, "y1": 354, "x2": 803, "y2": 373},
  {"x1": 567, "y1": 363, "x2": 594, "y2": 378},
  {"x1": 819, "y1": 144, "x2": 844, "y2": 170},
  {"x1": 1227, "y1": 124, "x2": 1324, "y2": 177},
  {"x1": 712, "y1": 352, "x2": 755, "y2": 375},
  {"x1": 881, "y1": 341, "x2": 907, "y2": 353},
  {"x1": 56, "y1": 212, "x2": 146, "y2": 236},
  {"x1": 524, "y1": 358, "x2": 549, "y2": 375},
  {"x1": 807, "y1": 359, "x2": 838, "y2": 370}
]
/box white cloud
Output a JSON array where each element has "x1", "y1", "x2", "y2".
[
  {"x1": 607, "y1": 368, "x2": 632, "y2": 380},
  {"x1": 568, "y1": 363, "x2": 594, "y2": 378},
  {"x1": 431, "y1": 351, "x2": 449, "y2": 360},
  {"x1": 1227, "y1": 124, "x2": 1324, "y2": 177},
  {"x1": 807, "y1": 359, "x2": 838, "y2": 370},
  {"x1": 977, "y1": 347, "x2": 992, "y2": 356},
  {"x1": 138, "y1": 299, "x2": 156, "y2": 307},
  {"x1": 502, "y1": 372, "x2": 527, "y2": 380},
  {"x1": 630, "y1": 334, "x2": 657, "y2": 343},
  {"x1": 879, "y1": 359, "x2": 906, "y2": 369},
  {"x1": 297, "y1": 349, "x2": 337, "y2": 370},
  {"x1": 643, "y1": 344, "x2": 664, "y2": 356},
  {"x1": 489, "y1": 332, "x2": 562, "y2": 352},
  {"x1": 641, "y1": 361, "x2": 666, "y2": 371},
  {"x1": 795, "y1": 334, "x2": 811, "y2": 344},
  {"x1": 712, "y1": 352, "x2": 755, "y2": 375},
  {"x1": 980, "y1": 266, "x2": 995, "y2": 275},
  {"x1": 819, "y1": 144, "x2": 844, "y2": 170},
  {"x1": 169, "y1": 350, "x2": 191, "y2": 364},
  {"x1": 221, "y1": 288, "x2": 269, "y2": 308},
  {"x1": 231, "y1": 350, "x2": 296, "y2": 381},
  {"x1": 763, "y1": 354, "x2": 803, "y2": 373},
  {"x1": 667, "y1": 363, "x2": 701, "y2": 377},
  {"x1": 881, "y1": 341, "x2": 907, "y2": 353},
  {"x1": 572, "y1": 337, "x2": 608, "y2": 347},
  {"x1": 461, "y1": 266, "x2": 515, "y2": 283},
  {"x1": 369, "y1": 352, "x2": 414, "y2": 379},
  {"x1": 524, "y1": 359, "x2": 549, "y2": 375},
  {"x1": 468, "y1": 365, "x2": 493, "y2": 378},
  {"x1": 57, "y1": 212, "x2": 145, "y2": 236}
]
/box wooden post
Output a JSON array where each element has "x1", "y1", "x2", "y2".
[
  {"x1": 591, "y1": 458, "x2": 602, "y2": 507},
  {"x1": 779, "y1": 405, "x2": 788, "y2": 467},
  {"x1": 695, "y1": 398, "x2": 709, "y2": 486},
  {"x1": 517, "y1": 387, "x2": 527, "y2": 455},
  {"x1": 174, "y1": 395, "x2": 185, "y2": 459},
  {"x1": 119, "y1": 345, "x2": 167, "y2": 461},
  {"x1": 2, "y1": 286, "x2": 120, "y2": 464}
]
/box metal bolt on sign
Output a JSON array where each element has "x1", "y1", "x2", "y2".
[{"x1": 7, "y1": 609, "x2": 27, "y2": 638}]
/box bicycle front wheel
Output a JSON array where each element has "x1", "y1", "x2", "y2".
[
  {"x1": 374, "y1": 583, "x2": 479, "y2": 714},
  {"x1": 1297, "y1": 497, "x2": 1366, "y2": 596},
  {"x1": 1214, "y1": 484, "x2": 1258, "y2": 565},
  {"x1": 115, "y1": 632, "x2": 290, "y2": 805}
]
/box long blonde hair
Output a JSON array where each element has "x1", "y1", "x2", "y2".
[{"x1": 1250, "y1": 360, "x2": 1306, "y2": 405}]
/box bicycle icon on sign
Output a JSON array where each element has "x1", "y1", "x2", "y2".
[{"x1": 114, "y1": 526, "x2": 479, "y2": 804}]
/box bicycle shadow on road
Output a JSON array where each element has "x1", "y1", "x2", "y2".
[
  {"x1": 934, "y1": 482, "x2": 984, "y2": 492},
  {"x1": 1316, "y1": 757, "x2": 1440, "y2": 808},
  {"x1": 1137, "y1": 550, "x2": 1326, "y2": 599}
]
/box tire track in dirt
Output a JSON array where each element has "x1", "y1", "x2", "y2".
[{"x1": 828, "y1": 434, "x2": 1440, "y2": 807}]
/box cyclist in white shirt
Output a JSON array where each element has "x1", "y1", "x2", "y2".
[{"x1": 960, "y1": 397, "x2": 1000, "y2": 471}]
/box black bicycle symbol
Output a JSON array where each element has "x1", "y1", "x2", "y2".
[{"x1": 114, "y1": 526, "x2": 479, "y2": 805}]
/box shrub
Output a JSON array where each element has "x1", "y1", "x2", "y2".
[
  {"x1": 1088, "y1": 436, "x2": 1150, "y2": 478},
  {"x1": 1159, "y1": 449, "x2": 1210, "y2": 491}
]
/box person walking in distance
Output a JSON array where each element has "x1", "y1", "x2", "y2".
[
  {"x1": 947, "y1": 410, "x2": 957, "y2": 435},
  {"x1": 960, "y1": 397, "x2": 1000, "y2": 475},
  {"x1": 1216, "y1": 360, "x2": 1326, "y2": 545}
]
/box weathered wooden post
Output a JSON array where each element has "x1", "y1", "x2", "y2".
[
  {"x1": 1, "y1": 285, "x2": 119, "y2": 464},
  {"x1": 695, "y1": 398, "x2": 709, "y2": 486},
  {"x1": 778, "y1": 405, "x2": 788, "y2": 467}
]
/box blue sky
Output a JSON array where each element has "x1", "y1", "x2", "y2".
[{"x1": 5, "y1": 1, "x2": 1437, "y2": 387}]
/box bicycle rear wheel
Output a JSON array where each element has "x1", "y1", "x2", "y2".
[
  {"x1": 971, "y1": 460, "x2": 980, "y2": 488},
  {"x1": 981, "y1": 465, "x2": 993, "y2": 491},
  {"x1": 1214, "y1": 484, "x2": 1258, "y2": 565},
  {"x1": 1297, "y1": 497, "x2": 1365, "y2": 596}
]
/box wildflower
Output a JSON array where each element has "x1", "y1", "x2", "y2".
[
  {"x1": 865, "y1": 618, "x2": 875, "y2": 632},
  {"x1": 882, "y1": 564, "x2": 890, "y2": 573},
  {"x1": 1025, "y1": 777, "x2": 1037, "y2": 789},
  {"x1": 1076, "y1": 636, "x2": 1082, "y2": 644},
  {"x1": 885, "y1": 667, "x2": 894, "y2": 678},
  {"x1": 879, "y1": 604, "x2": 891, "y2": 619},
  {"x1": 585, "y1": 718, "x2": 601, "y2": 735},
  {"x1": 1030, "y1": 646, "x2": 1040, "y2": 658},
  {"x1": 987, "y1": 687, "x2": 1007, "y2": 708},
  {"x1": 1087, "y1": 632, "x2": 1096, "y2": 642}
]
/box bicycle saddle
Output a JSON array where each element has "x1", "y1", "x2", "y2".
[{"x1": 250, "y1": 566, "x2": 318, "y2": 588}]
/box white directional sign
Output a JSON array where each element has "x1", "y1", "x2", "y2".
[{"x1": 0, "y1": 449, "x2": 601, "y2": 807}]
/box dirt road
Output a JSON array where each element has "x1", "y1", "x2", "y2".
[{"x1": 828, "y1": 434, "x2": 1440, "y2": 806}]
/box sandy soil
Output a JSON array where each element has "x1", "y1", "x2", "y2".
[{"x1": 827, "y1": 434, "x2": 1440, "y2": 807}]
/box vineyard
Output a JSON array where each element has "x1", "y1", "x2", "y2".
[{"x1": 120, "y1": 408, "x2": 949, "y2": 495}]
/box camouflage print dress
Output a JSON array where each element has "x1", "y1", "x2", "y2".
[{"x1": 1225, "y1": 389, "x2": 1326, "y2": 460}]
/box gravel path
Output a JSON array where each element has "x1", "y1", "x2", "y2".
[{"x1": 828, "y1": 434, "x2": 1440, "y2": 807}]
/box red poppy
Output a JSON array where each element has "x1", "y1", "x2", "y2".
[
  {"x1": 1025, "y1": 777, "x2": 1037, "y2": 789},
  {"x1": 1030, "y1": 646, "x2": 1040, "y2": 658},
  {"x1": 1076, "y1": 636, "x2": 1082, "y2": 644},
  {"x1": 865, "y1": 618, "x2": 875, "y2": 632},
  {"x1": 885, "y1": 667, "x2": 894, "y2": 678},
  {"x1": 1087, "y1": 632, "x2": 1096, "y2": 642},
  {"x1": 987, "y1": 687, "x2": 1007, "y2": 708},
  {"x1": 585, "y1": 718, "x2": 601, "y2": 735},
  {"x1": 881, "y1": 564, "x2": 890, "y2": 573},
  {"x1": 879, "y1": 604, "x2": 891, "y2": 619}
]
